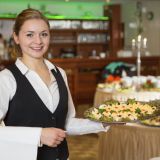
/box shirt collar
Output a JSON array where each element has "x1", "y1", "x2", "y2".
[{"x1": 15, "y1": 58, "x2": 57, "y2": 75}]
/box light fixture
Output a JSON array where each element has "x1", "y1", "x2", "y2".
[{"x1": 105, "y1": 0, "x2": 110, "y2": 3}]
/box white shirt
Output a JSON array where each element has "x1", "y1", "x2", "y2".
[{"x1": 0, "y1": 58, "x2": 108, "y2": 146}]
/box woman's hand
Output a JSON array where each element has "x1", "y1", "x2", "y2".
[{"x1": 40, "y1": 128, "x2": 66, "y2": 147}]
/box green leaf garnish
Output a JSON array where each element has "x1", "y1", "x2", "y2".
[
  {"x1": 135, "y1": 108, "x2": 141, "y2": 114},
  {"x1": 126, "y1": 99, "x2": 136, "y2": 104},
  {"x1": 98, "y1": 108, "x2": 106, "y2": 114}
]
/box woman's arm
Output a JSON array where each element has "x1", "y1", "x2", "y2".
[
  {"x1": 0, "y1": 69, "x2": 15, "y2": 121},
  {"x1": 0, "y1": 69, "x2": 42, "y2": 146},
  {"x1": 58, "y1": 68, "x2": 110, "y2": 135}
]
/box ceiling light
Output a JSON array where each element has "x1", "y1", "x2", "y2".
[{"x1": 106, "y1": 0, "x2": 110, "y2": 3}]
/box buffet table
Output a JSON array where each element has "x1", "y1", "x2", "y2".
[
  {"x1": 98, "y1": 124, "x2": 160, "y2": 160},
  {"x1": 94, "y1": 89, "x2": 160, "y2": 160}
]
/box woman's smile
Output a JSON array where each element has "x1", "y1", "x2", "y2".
[{"x1": 30, "y1": 46, "x2": 44, "y2": 51}]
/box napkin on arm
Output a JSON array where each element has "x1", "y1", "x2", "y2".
[{"x1": 0, "y1": 126, "x2": 41, "y2": 160}]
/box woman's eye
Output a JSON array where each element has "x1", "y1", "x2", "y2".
[
  {"x1": 26, "y1": 33, "x2": 33, "y2": 37},
  {"x1": 41, "y1": 32, "x2": 48, "y2": 37}
]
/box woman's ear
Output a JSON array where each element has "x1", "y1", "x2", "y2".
[{"x1": 13, "y1": 32, "x2": 19, "y2": 44}]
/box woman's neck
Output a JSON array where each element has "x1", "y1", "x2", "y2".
[{"x1": 21, "y1": 56, "x2": 46, "y2": 71}]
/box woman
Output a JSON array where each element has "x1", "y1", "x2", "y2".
[{"x1": 0, "y1": 8, "x2": 109, "y2": 160}]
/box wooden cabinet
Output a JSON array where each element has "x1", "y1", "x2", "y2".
[
  {"x1": 49, "y1": 20, "x2": 110, "y2": 58},
  {"x1": 104, "y1": 4, "x2": 124, "y2": 57},
  {"x1": 48, "y1": 4, "x2": 123, "y2": 58}
]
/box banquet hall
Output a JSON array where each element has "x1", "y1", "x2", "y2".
[{"x1": 0, "y1": 0, "x2": 160, "y2": 160}]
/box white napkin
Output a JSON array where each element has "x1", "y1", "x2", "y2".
[
  {"x1": 0, "y1": 141, "x2": 37, "y2": 160},
  {"x1": 0, "y1": 126, "x2": 41, "y2": 160}
]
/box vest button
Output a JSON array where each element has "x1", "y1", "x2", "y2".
[{"x1": 51, "y1": 116, "x2": 55, "y2": 120}]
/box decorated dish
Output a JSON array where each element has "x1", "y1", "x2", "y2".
[
  {"x1": 84, "y1": 99, "x2": 159, "y2": 123},
  {"x1": 140, "y1": 116, "x2": 160, "y2": 127}
]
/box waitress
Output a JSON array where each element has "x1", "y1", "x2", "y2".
[{"x1": 0, "y1": 8, "x2": 109, "y2": 160}]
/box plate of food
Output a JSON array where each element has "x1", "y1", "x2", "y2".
[
  {"x1": 140, "y1": 116, "x2": 160, "y2": 127},
  {"x1": 84, "y1": 99, "x2": 160, "y2": 124}
]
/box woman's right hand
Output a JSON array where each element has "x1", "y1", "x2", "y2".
[{"x1": 40, "y1": 128, "x2": 66, "y2": 147}]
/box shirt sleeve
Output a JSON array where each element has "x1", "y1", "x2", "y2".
[
  {"x1": 58, "y1": 68, "x2": 110, "y2": 135},
  {"x1": 0, "y1": 69, "x2": 16, "y2": 120},
  {"x1": 0, "y1": 69, "x2": 42, "y2": 146}
]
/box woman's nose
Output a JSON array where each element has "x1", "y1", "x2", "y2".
[{"x1": 34, "y1": 35, "x2": 42, "y2": 44}]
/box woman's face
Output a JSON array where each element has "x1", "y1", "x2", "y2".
[{"x1": 13, "y1": 19, "x2": 50, "y2": 59}]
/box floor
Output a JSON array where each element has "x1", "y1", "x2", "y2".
[
  {"x1": 66, "y1": 104, "x2": 99, "y2": 160},
  {"x1": 67, "y1": 134, "x2": 98, "y2": 160}
]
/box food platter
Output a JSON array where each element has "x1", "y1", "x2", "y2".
[
  {"x1": 84, "y1": 107, "x2": 127, "y2": 124},
  {"x1": 84, "y1": 99, "x2": 160, "y2": 124},
  {"x1": 140, "y1": 116, "x2": 160, "y2": 127}
]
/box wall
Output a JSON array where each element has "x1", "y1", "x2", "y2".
[
  {"x1": 0, "y1": 0, "x2": 107, "y2": 40},
  {"x1": 121, "y1": 0, "x2": 160, "y2": 56},
  {"x1": 142, "y1": 1, "x2": 160, "y2": 56},
  {"x1": 0, "y1": 0, "x2": 106, "y2": 16}
]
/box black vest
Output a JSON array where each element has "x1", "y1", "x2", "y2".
[{"x1": 4, "y1": 64, "x2": 69, "y2": 160}]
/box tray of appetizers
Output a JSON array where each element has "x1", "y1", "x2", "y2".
[
  {"x1": 84, "y1": 99, "x2": 160, "y2": 124},
  {"x1": 140, "y1": 116, "x2": 160, "y2": 127}
]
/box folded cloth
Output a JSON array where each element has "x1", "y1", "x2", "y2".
[
  {"x1": 0, "y1": 126, "x2": 41, "y2": 160},
  {"x1": 0, "y1": 141, "x2": 37, "y2": 160}
]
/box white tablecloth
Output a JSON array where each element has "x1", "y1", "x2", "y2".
[{"x1": 94, "y1": 89, "x2": 160, "y2": 107}]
